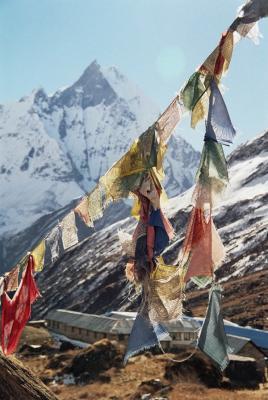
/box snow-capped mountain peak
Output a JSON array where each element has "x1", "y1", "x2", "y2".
[
  {"x1": 0, "y1": 61, "x2": 200, "y2": 239},
  {"x1": 52, "y1": 61, "x2": 117, "y2": 109}
]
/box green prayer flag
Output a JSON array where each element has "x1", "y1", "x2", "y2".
[
  {"x1": 181, "y1": 72, "x2": 210, "y2": 111},
  {"x1": 196, "y1": 139, "x2": 228, "y2": 192},
  {"x1": 198, "y1": 285, "x2": 229, "y2": 371}
]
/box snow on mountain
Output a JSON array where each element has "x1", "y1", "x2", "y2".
[
  {"x1": 32, "y1": 131, "x2": 268, "y2": 321},
  {"x1": 0, "y1": 61, "x2": 200, "y2": 237}
]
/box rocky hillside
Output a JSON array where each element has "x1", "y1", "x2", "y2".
[
  {"x1": 32, "y1": 131, "x2": 268, "y2": 326},
  {"x1": 0, "y1": 60, "x2": 199, "y2": 239}
]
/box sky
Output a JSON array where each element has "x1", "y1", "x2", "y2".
[{"x1": 0, "y1": 0, "x2": 268, "y2": 151}]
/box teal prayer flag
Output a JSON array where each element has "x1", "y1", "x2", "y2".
[{"x1": 198, "y1": 285, "x2": 229, "y2": 371}]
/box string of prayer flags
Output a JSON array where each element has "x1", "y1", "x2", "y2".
[
  {"x1": 198, "y1": 285, "x2": 230, "y2": 371},
  {"x1": 1, "y1": 255, "x2": 40, "y2": 356},
  {"x1": 32, "y1": 240, "x2": 46, "y2": 272},
  {"x1": 205, "y1": 79, "x2": 236, "y2": 145},
  {"x1": 3, "y1": 0, "x2": 268, "y2": 363},
  {"x1": 75, "y1": 126, "x2": 167, "y2": 228},
  {"x1": 60, "y1": 211, "x2": 78, "y2": 250}
]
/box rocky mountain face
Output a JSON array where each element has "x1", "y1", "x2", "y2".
[
  {"x1": 0, "y1": 60, "x2": 199, "y2": 239},
  {"x1": 32, "y1": 131, "x2": 268, "y2": 327}
]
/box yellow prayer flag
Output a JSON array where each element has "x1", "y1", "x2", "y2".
[{"x1": 32, "y1": 240, "x2": 46, "y2": 272}]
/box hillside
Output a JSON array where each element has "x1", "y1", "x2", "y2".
[{"x1": 32, "y1": 131, "x2": 268, "y2": 325}]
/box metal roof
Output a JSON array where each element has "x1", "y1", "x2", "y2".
[
  {"x1": 193, "y1": 317, "x2": 268, "y2": 350},
  {"x1": 46, "y1": 310, "x2": 268, "y2": 350},
  {"x1": 227, "y1": 334, "x2": 251, "y2": 354},
  {"x1": 46, "y1": 309, "x2": 134, "y2": 334},
  {"x1": 46, "y1": 310, "x2": 201, "y2": 335}
]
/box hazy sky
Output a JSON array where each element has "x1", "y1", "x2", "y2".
[{"x1": 1, "y1": 0, "x2": 268, "y2": 151}]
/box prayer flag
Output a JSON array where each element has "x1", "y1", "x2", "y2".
[
  {"x1": 74, "y1": 196, "x2": 93, "y2": 227},
  {"x1": 32, "y1": 240, "x2": 46, "y2": 272},
  {"x1": 156, "y1": 98, "x2": 182, "y2": 142},
  {"x1": 180, "y1": 72, "x2": 210, "y2": 112},
  {"x1": 200, "y1": 31, "x2": 233, "y2": 79},
  {"x1": 60, "y1": 211, "x2": 78, "y2": 250},
  {"x1": 4, "y1": 266, "x2": 19, "y2": 292},
  {"x1": 195, "y1": 139, "x2": 228, "y2": 196},
  {"x1": 198, "y1": 286, "x2": 229, "y2": 370},
  {"x1": 205, "y1": 79, "x2": 236, "y2": 145},
  {"x1": 45, "y1": 224, "x2": 61, "y2": 262},
  {"x1": 1, "y1": 255, "x2": 40, "y2": 355},
  {"x1": 124, "y1": 312, "x2": 170, "y2": 364},
  {"x1": 0, "y1": 277, "x2": 5, "y2": 296},
  {"x1": 181, "y1": 207, "x2": 225, "y2": 283},
  {"x1": 238, "y1": 0, "x2": 268, "y2": 22}
]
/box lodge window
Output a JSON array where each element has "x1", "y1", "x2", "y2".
[
  {"x1": 184, "y1": 332, "x2": 191, "y2": 341},
  {"x1": 118, "y1": 334, "x2": 124, "y2": 341}
]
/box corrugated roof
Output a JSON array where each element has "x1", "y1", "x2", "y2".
[
  {"x1": 46, "y1": 310, "x2": 268, "y2": 350},
  {"x1": 227, "y1": 334, "x2": 250, "y2": 354},
  {"x1": 46, "y1": 309, "x2": 134, "y2": 334},
  {"x1": 46, "y1": 310, "x2": 201, "y2": 335},
  {"x1": 193, "y1": 318, "x2": 268, "y2": 350}
]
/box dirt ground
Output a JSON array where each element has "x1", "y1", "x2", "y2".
[
  {"x1": 19, "y1": 348, "x2": 268, "y2": 400},
  {"x1": 5, "y1": 322, "x2": 265, "y2": 400}
]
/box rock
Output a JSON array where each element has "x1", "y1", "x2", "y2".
[
  {"x1": 59, "y1": 340, "x2": 78, "y2": 352},
  {"x1": 19, "y1": 343, "x2": 57, "y2": 357},
  {"x1": 64, "y1": 339, "x2": 123, "y2": 383},
  {"x1": 130, "y1": 379, "x2": 171, "y2": 400},
  {"x1": 164, "y1": 351, "x2": 222, "y2": 388}
]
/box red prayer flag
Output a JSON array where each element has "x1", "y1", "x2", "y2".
[
  {"x1": 182, "y1": 207, "x2": 213, "y2": 282},
  {"x1": 1, "y1": 255, "x2": 40, "y2": 355}
]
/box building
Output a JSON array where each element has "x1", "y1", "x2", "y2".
[
  {"x1": 46, "y1": 309, "x2": 200, "y2": 348},
  {"x1": 46, "y1": 309, "x2": 268, "y2": 357}
]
